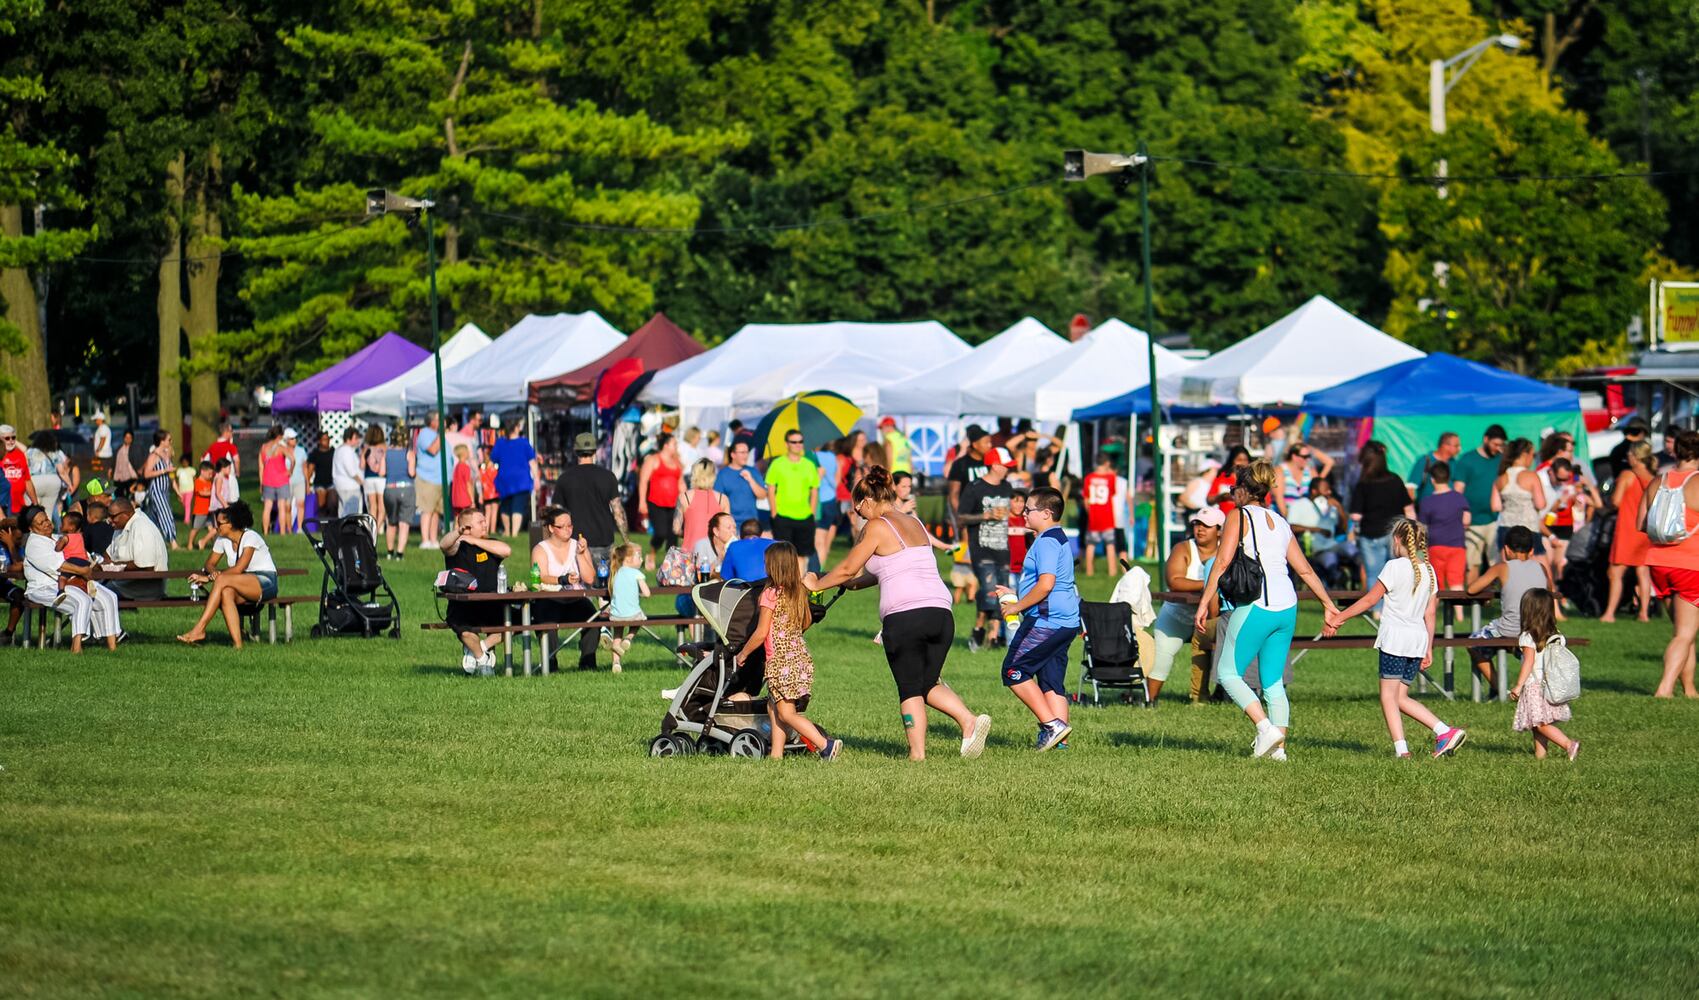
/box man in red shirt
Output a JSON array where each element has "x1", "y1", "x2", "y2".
[
  {"x1": 0, "y1": 425, "x2": 36, "y2": 515},
  {"x1": 203, "y1": 422, "x2": 239, "y2": 481},
  {"x1": 1082, "y1": 453, "x2": 1118, "y2": 577}
]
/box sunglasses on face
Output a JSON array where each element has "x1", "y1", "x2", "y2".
[{"x1": 786, "y1": 438, "x2": 803, "y2": 445}]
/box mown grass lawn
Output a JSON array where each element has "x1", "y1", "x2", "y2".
[{"x1": 3, "y1": 533, "x2": 1697, "y2": 998}]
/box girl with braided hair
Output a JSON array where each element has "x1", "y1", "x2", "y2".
[{"x1": 1328, "y1": 518, "x2": 1469, "y2": 758}]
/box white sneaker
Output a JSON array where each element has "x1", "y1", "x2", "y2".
[
  {"x1": 1251, "y1": 725, "x2": 1285, "y2": 759},
  {"x1": 1269, "y1": 747, "x2": 1288, "y2": 762},
  {"x1": 461, "y1": 652, "x2": 476, "y2": 675},
  {"x1": 611, "y1": 660, "x2": 623, "y2": 674},
  {"x1": 478, "y1": 651, "x2": 497, "y2": 677},
  {"x1": 660, "y1": 688, "x2": 678, "y2": 700},
  {"x1": 961, "y1": 714, "x2": 992, "y2": 759}
]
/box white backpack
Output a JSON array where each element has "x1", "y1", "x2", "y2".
[
  {"x1": 1537, "y1": 635, "x2": 1581, "y2": 705},
  {"x1": 1646, "y1": 472, "x2": 1693, "y2": 546}
]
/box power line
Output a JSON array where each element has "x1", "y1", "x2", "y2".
[
  {"x1": 1147, "y1": 154, "x2": 1695, "y2": 182},
  {"x1": 65, "y1": 216, "x2": 373, "y2": 264},
  {"x1": 470, "y1": 178, "x2": 1058, "y2": 237}
]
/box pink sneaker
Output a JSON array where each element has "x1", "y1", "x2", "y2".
[
  {"x1": 1433, "y1": 727, "x2": 1468, "y2": 758},
  {"x1": 1567, "y1": 739, "x2": 1581, "y2": 762}
]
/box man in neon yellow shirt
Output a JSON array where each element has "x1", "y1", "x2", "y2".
[
  {"x1": 880, "y1": 417, "x2": 911, "y2": 475},
  {"x1": 765, "y1": 429, "x2": 819, "y2": 573}
]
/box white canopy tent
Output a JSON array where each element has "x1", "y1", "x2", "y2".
[
  {"x1": 880, "y1": 316, "x2": 1071, "y2": 416},
  {"x1": 1159, "y1": 295, "x2": 1423, "y2": 407},
  {"x1": 372, "y1": 312, "x2": 625, "y2": 411},
  {"x1": 960, "y1": 318, "x2": 1196, "y2": 424},
  {"x1": 348, "y1": 322, "x2": 492, "y2": 418},
  {"x1": 642, "y1": 320, "x2": 971, "y2": 427}
]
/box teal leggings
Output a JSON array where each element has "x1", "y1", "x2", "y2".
[{"x1": 1217, "y1": 603, "x2": 1297, "y2": 728}]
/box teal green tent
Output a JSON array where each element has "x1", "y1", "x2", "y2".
[{"x1": 1301, "y1": 353, "x2": 1589, "y2": 477}]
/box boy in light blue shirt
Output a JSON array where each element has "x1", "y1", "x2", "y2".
[{"x1": 993, "y1": 486, "x2": 1081, "y2": 752}]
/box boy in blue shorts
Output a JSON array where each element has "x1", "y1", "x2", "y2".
[{"x1": 994, "y1": 486, "x2": 1080, "y2": 751}]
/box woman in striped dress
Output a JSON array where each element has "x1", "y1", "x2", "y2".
[{"x1": 143, "y1": 430, "x2": 180, "y2": 547}]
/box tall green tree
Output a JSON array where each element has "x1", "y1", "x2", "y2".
[
  {"x1": 0, "y1": 0, "x2": 94, "y2": 435},
  {"x1": 224, "y1": 0, "x2": 745, "y2": 384}
]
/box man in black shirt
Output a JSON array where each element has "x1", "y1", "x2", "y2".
[
  {"x1": 947, "y1": 423, "x2": 994, "y2": 529},
  {"x1": 441, "y1": 508, "x2": 511, "y2": 676},
  {"x1": 1609, "y1": 419, "x2": 1648, "y2": 478},
  {"x1": 959, "y1": 447, "x2": 1016, "y2": 652},
  {"x1": 550, "y1": 432, "x2": 625, "y2": 572},
  {"x1": 306, "y1": 432, "x2": 336, "y2": 524}
]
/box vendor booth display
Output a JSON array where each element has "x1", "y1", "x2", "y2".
[
  {"x1": 348, "y1": 323, "x2": 492, "y2": 418},
  {"x1": 880, "y1": 316, "x2": 1070, "y2": 416},
  {"x1": 641, "y1": 320, "x2": 970, "y2": 428},
  {"x1": 1301, "y1": 352, "x2": 1591, "y2": 475},
  {"x1": 373, "y1": 312, "x2": 624, "y2": 410},
  {"x1": 961, "y1": 318, "x2": 1194, "y2": 423}
]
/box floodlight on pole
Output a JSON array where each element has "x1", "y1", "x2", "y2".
[
  {"x1": 1062, "y1": 146, "x2": 1167, "y2": 562},
  {"x1": 367, "y1": 188, "x2": 449, "y2": 492}
]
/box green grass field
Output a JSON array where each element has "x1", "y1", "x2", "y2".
[{"x1": 4, "y1": 532, "x2": 1698, "y2": 997}]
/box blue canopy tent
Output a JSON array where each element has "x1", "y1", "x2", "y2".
[{"x1": 1300, "y1": 352, "x2": 1588, "y2": 476}]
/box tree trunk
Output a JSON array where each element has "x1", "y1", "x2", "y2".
[
  {"x1": 0, "y1": 203, "x2": 50, "y2": 438},
  {"x1": 183, "y1": 148, "x2": 222, "y2": 456},
  {"x1": 157, "y1": 152, "x2": 185, "y2": 449}
]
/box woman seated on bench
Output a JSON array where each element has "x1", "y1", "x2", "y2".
[
  {"x1": 177, "y1": 500, "x2": 277, "y2": 649},
  {"x1": 19, "y1": 504, "x2": 122, "y2": 653},
  {"x1": 530, "y1": 505, "x2": 599, "y2": 671}
]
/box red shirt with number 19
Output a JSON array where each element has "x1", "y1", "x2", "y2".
[{"x1": 1083, "y1": 471, "x2": 1117, "y2": 533}]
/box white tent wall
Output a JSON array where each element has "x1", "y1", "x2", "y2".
[
  {"x1": 880, "y1": 316, "x2": 1070, "y2": 416},
  {"x1": 961, "y1": 318, "x2": 1195, "y2": 424},
  {"x1": 383, "y1": 312, "x2": 625, "y2": 411},
  {"x1": 349, "y1": 323, "x2": 491, "y2": 418},
  {"x1": 1157, "y1": 295, "x2": 1422, "y2": 407},
  {"x1": 641, "y1": 320, "x2": 972, "y2": 429}
]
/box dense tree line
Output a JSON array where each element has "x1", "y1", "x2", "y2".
[{"x1": 0, "y1": 0, "x2": 1692, "y2": 436}]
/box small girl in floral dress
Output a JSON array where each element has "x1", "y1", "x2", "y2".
[
  {"x1": 1510, "y1": 588, "x2": 1581, "y2": 761},
  {"x1": 735, "y1": 542, "x2": 841, "y2": 760}
]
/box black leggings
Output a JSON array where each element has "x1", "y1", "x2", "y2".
[
  {"x1": 880, "y1": 606, "x2": 954, "y2": 701},
  {"x1": 533, "y1": 596, "x2": 600, "y2": 669},
  {"x1": 649, "y1": 505, "x2": 677, "y2": 551}
]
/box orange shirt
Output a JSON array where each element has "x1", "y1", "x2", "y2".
[
  {"x1": 193, "y1": 477, "x2": 213, "y2": 516},
  {"x1": 1644, "y1": 470, "x2": 1699, "y2": 571}
]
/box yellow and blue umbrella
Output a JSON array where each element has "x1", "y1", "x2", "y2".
[{"x1": 753, "y1": 390, "x2": 862, "y2": 458}]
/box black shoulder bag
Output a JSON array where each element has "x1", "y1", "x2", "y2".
[{"x1": 1219, "y1": 508, "x2": 1268, "y2": 606}]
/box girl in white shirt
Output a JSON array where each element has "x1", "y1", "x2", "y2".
[
  {"x1": 177, "y1": 500, "x2": 277, "y2": 650},
  {"x1": 1327, "y1": 518, "x2": 1469, "y2": 759}
]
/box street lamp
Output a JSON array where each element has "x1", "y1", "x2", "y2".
[
  {"x1": 366, "y1": 188, "x2": 449, "y2": 491},
  {"x1": 1063, "y1": 145, "x2": 1169, "y2": 562},
  {"x1": 1430, "y1": 35, "x2": 1523, "y2": 196}
]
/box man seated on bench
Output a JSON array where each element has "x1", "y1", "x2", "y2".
[
  {"x1": 177, "y1": 500, "x2": 278, "y2": 650},
  {"x1": 104, "y1": 497, "x2": 170, "y2": 599},
  {"x1": 442, "y1": 508, "x2": 510, "y2": 676}
]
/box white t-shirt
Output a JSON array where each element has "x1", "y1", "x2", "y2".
[
  {"x1": 93, "y1": 423, "x2": 113, "y2": 459},
  {"x1": 1375, "y1": 556, "x2": 1435, "y2": 657},
  {"x1": 332, "y1": 443, "x2": 362, "y2": 493},
  {"x1": 214, "y1": 529, "x2": 277, "y2": 574},
  {"x1": 1236, "y1": 505, "x2": 1297, "y2": 612},
  {"x1": 22, "y1": 532, "x2": 64, "y2": 592}
]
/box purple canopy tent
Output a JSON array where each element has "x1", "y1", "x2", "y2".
[{"x1": 272, "y1": 333, "x2": 430, "y2": 413}]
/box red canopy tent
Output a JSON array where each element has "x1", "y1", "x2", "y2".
[{"x1": 528, "y1": 312, "x2": 705, "y2": 406}]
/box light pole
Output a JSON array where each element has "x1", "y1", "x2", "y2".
[
  {"x1": 1063, "y1": 148, "x2": 1167, "y2": 562},
  {"x1": 366, "y1": 188, "x2": 448, "y2": 490},
  {"x1": 1430, "y1": 35, "x2": 1523, "y2": 198}
]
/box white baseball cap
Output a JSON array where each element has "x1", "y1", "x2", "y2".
[
  {"x1": 92, "y1": 410, "x2": 107, "y2": 421},
  {"x1": 283, "y1": 427, "x2": 298, "y2": 439}
]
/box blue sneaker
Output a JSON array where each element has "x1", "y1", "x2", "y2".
[
  {"x1": 819, "y1": 738, "x2": 843, "y2": 761},
  {"x1": 1055, "y1": 740, "x2": 1070, "y2": 750},
  {"x1": 1035, "y1": 721, "x2": 1071, "y2": 753}
]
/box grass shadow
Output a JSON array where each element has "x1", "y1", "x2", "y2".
[{"x1": 1107, "y1": 731, "x2": 1240, "y2": 755}]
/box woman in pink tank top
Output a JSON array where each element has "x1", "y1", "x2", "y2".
[
  {"x1": 678, "y1": 459, "x2": 728, "y2": 553},
  {"x1": 808, "y1": 466, "x2": 992, "y2": 761},
  {"x1": 1641, "y1": 430, "x2": 1699, "y2": 698}
]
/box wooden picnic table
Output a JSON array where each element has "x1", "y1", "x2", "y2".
[
  {"x1": 1148, "y1": 588, "x2": 1506, "y2": 702},
  {"x1": 439, "y1": 584, "x2": 702, "y2": 676},
  {"x1": 5, "y1": 565, "x2": 307, "y2": 580}
]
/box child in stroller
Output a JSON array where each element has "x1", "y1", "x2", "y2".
[{"x1": 649, "y1": 574, "x2": 843, "y2": 758}]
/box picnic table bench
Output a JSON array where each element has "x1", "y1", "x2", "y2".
[
  {"x1": 13, "y1": 567, "x2": 313, "y2": 648},
  {"x1": 426, "y1": 585, "x2": 707, "y2": 676}
]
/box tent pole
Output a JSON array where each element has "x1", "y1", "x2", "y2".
[{"x1": 1138, "y1": 141, "x2": 1166, "y2": 563}]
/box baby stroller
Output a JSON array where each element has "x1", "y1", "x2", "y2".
[
  {"x1": 305, "y1": 514, "x2": 400, "y2": 638},
  {"x1": 1077, "y1": 600, "x2": 1149, "y2": 706},
  {"x1": 1560, "y1": 505, "x2": 1615, "y2": 618},
  {"x1": 649, "y1": 578, "x2": 842, "y2": 758}
]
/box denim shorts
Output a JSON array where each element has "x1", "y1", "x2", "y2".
[
  {"x1": 1379, "y1": 650, "x2": 1421, "y2": 684},
  {"x1": 1002, "y1": 618, "x2": 1079, "y2": 695},
  {"x1": 253, "y1": 570, "x2": 279, "y2": 601}
]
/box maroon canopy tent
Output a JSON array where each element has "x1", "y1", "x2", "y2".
[{"x1": 528, "y1": 312, "x2": 705, "y2": 406}]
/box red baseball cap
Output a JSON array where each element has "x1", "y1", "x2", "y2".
[
  {"x1": 988, "y1": 446, "x2": 1017, "y2": 468},
  {"x1": 878, "y1": 416, "x2": 897, "y2": 428}
]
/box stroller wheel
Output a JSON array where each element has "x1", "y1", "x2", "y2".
[
  {"x1": 670, "y1": 734, "x2": 697, "y2": 756},
  {"x1": 649, "y1": 735, "x2": 681, "y2": 758},
  {"x1": 728, "y1": 730, "x2": 767, "y2": 759},
  {"x1": 309, "y1": 625, "x2": 323, "y2": 639},
  {"x1": 700, "y1": 738, "x2": 728, "y2": 756}
]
